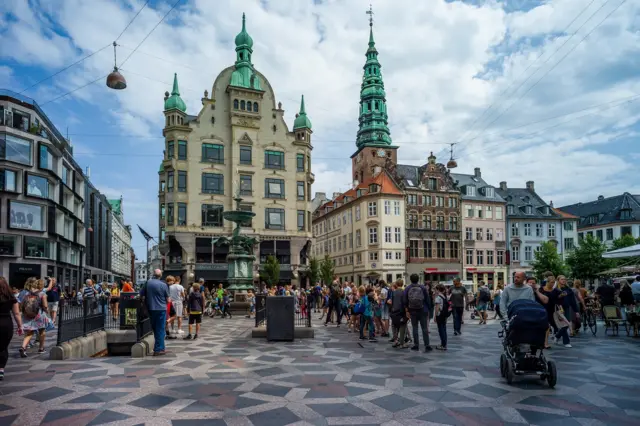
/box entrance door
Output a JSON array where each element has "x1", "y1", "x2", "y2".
[{"x1": 9, "y1": 263, "x2": 42, "y2": 289}]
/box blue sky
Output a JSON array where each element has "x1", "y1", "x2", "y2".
[{"x1": 2, "y1": 0, "x2": 639, "y2": 258}]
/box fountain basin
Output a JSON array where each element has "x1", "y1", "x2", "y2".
[{"x1": 223, "y1": 210, "x2": 255, "y2": 224}]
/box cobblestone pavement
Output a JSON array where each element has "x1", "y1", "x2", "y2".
[{"x1": 1, "y1": 314, "x2": 640, "y2": 426}]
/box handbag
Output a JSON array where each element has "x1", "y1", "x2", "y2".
[{"x1": 553, "y1": 306, "x2": 570, "y2": 329}]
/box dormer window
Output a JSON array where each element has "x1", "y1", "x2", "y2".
[
  {"x1": 356, "y1": 189, "x2": 364, "y2": 197},
  {"x1": 369, "y1": 184, "x2": 379, "y2": 193},
  {"x1": 466, "y1": 186, "x2": 476, "y2": 197},
  {"x1": 620, "y1": 209, "x2": 631, "y2": 220},
  {"x1": 484, "y1": 187, "x2": 494, "y2": 198},
  {"x1": 507, "y1": 205, "x2": 514, "y2": 215},
  {"x1": 525, "y1": 205, "x2": 532, "y2": 215},
  {"x1": 344, "y1": 196, "x2": 350, "y2": 203},
  {"x1": 587, "y1": 215, "x2": 598, "y2": 224},
  {"x1": 428, "y1": 178, "x2": 437, "y2": 191},
  {"x1": 543, "y1": 206, "x2": 550, "y2": 215}
]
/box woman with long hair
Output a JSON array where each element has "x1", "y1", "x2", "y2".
[
  {"x1": 20, "y1": 278, "x2": 49, "y2": 357},
  {"x1": 0, "y1": 277, "x2": 23, "y2": 380}
]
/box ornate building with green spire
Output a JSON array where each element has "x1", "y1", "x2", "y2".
[
  {"x1": 158, "y1": 13, "x2": 314, "y2": 288},
  {"x1": 351, "y1": 13, "x2": 398, "y2": 186}
]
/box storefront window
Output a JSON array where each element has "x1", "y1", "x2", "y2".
[
  {"x1": 9, "y1": 201, "x2": 46, "y2": 231},
  {"x1": 0, "y1": 234, "x2": 18, "y2": 256},
  {"x1": 24, "y1": 236, "x2": 52, "y2": 258}
]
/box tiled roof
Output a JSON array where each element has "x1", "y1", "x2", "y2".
[
  {"x1": 395, "y1": 164, "x2": 420, "y2": 187},
  {"x1": 450, "y1": 172, "x2": 506, "y2": 203},
  {"x1": 557, "y1": 193, "x2": 640, "y2": 228},
  {"x1": 314, "y1": 170, "x2": 402, "y2": 218},
  {"x1": 552, "y1": 207, "x2": 579, "y2": 219},
  {"x1": 495, "y1": 187, "x2": 559, "y2": 219}
]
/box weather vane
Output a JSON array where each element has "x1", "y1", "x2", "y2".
[{"x1": 366, "y1": 4, "x2": 374, "y2": 27}]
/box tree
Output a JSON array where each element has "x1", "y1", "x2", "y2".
[
  {"x1": 319, "y1": 254, "x2": 335, "y2": 286},
  {"x1": 309, "y1": 257, "x2": 321, "y2": 286},
  {"x1": 262, "y1": 255, "x2": 280, "y2": 287},
  {"x1": 530, "y1": 241, "x2": 566, "y2": 279},
  {"x1": 566, "y1": 234, "x2": 611, "y2": 282}
]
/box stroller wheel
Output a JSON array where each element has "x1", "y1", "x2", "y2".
[
  {"x1": 500, "y1": 354, "x2": 507, "y2": 378},
  {"x1": 505, "y1": 360, "x2": 515, "y2": 385},
  {"x1": 546, "y1": 360, "x2": 557, "y2": 388}
]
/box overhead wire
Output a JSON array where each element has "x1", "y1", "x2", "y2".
[{"x1": 115, "y1": 0, "x2": 151, "y2": 41}]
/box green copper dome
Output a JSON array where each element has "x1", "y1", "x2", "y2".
[
  {"x1": 164, "y1": 73, "x2": 186, "y2": 112},
  {"x1": 293, "y1": 95, "x2": 312, "y2": 130},
  {"x1": 234, "y1": 13, "x2": 253, "y2": 49}
]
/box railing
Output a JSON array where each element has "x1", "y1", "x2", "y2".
[
  {"x1": 295, "y1": 299, "x2": 312, "y2": 327},
  {"x1": 56, "y1": 297, "x2": 106, "y2": 345},
  {"x1": 254, "y1": 294, "x2": 312, "y2": 328}
]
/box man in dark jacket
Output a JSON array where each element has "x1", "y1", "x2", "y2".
[
  {"x1": 389, "y1": 280, "x2": 408, "y2": 348},
  {"x1": 324, "y1": 277, "x2": 342, "y2": 327},
  {"x1": 403, "y1": 274, "x2": 433, "y2": 352}
]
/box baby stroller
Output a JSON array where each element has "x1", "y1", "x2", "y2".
[{"x1": 498, "y1": 299, "x2": 557, "y2": 388}]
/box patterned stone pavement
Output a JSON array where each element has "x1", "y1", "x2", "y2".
[{"x1": 1, "y1": 314, "x2": 640, "y2": 426}]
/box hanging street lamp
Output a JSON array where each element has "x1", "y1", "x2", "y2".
[{"x1": 106, "y1": 42, "x2": 127, "y2": 90}]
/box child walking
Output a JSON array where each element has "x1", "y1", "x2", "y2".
[{"x1": 184, "y1": 283, "x2": 204, "y2": 340}]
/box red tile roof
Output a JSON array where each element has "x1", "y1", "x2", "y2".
[{"x1": 552, "y1": 207, "x2": 579, "y2": 219}]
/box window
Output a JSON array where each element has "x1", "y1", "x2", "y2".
[
  {"x1": 476, "y1": 228, "x2": 483, "y2": 240},
  {"x1": 424, "y1": 240, "x2": 432, "y2": 258},
  {"x1": 385, "y1": 251, "x2": 392, "y2": 260},
  {"x1": 394, "y1": 227, "x2": 401, "y2": 243},
  {"x1": 63, "y1": 217, "x2": 73, "y2": 240},
  {"x1": 355, "y1": 206, "x2": 361, "y2": 221},
  {"x1": 238, "y1": 203, "x2": 252, "y2": 227},
  {"x1": 240, "y1": 174, "x2": 252, "y2": 195},
  {"x1": 265, "y1": 208, "x2": 285, "y2": 230},
  {"x1": 486, "y1": 206, "x2": 493, "y2": 219},
  {"x1": 24, "y1": 236, "x2": 52, "y2": 258},
  {"x1": 160, "y1": 204, "x2": 166, "y2": 221},
  {"x1": 167, "y1": 203, "x2": 174, "y2": 225},
  {"x1": 435, "y1": 196, "x2": 444, "y2": 207},
  {"x1": 393, "y1": 201, "x2": 401, "y2": 215},
  {"x1": 167, "y1": 141, "x2": 174, "y2": 159},
  {"x1": 496, "y1": 206, "x2": 503, "y2": 220},
  {"x1": 167, "y1": 172, "x2": 174, "y2": 192},
  {"x1": 368, "y1": 227, "x2": 378, "y2": 244},
  {"x1": 349, "y1": 233, "x2": 353, "y2": 248},
  {"x1": 496, "y1": 228, "x2": 504, "y2": 241},
  {"x1": 450, "y1": 241, "x2": 459, "y2": 259},
  {"x1": 61, "y1": 164, "x2": 72, "y2": 186},
  {"x1": 296, "y1": 153, "x2": 305, "y2": 172},
  {"x1": 246, "y1": 102, "x2": 252, "y2": 112},
  {"x1": 265, "y1": 178, "x2": 285, "y2": 199},
  {"x1": 564, "y1": 238, "x2": 574, "y2": 251},
  {"x1": 524, "y1": 223, "x2": 531, "y2": 236},
  {"x1": 428, "y1": 178, "x2": 437, "y2": 190},
  {"x1": 437, "y1": 241, "x2": 446, "y2": 258},
  {"x1": 384, "y1": 200, "x2": 391, "y2": 215},
  {"x1": 0, "y1": 235, "x2": 18, "y2": 256},
  {"x1": 409, "y1": 240, "x2": 419, "y2": 258},
  {"x1": 511, "y1": 222, "x2": 519, "y2": 237},
  {"x1": 9, "y1": 201, "x2": 45, "y2": 231},
  {"x1": 449, "y1": 216, "x2": 458, "y2": 231},
  {"x1": 355, "y1": 230, "x2": 361, "y2": 247},
  {"x1": 497, "y1": 250, "x2": 504, "y2": 265},
  {"x1": 621, "y1": 210, "x2": 631, "y2": 220},
  {"x1": 385, "y1": 226, "x2": 391, "y2": 243},
  {"x1": 563, "y1": 222, "x2": 573, "y2": 231},
  {"x1": 12, "y1": 109, "x2": 30, "y2": 131},
  {"x1": 265, "y1": 150, "x2": 284, "y2": 169},
  {"x1": 0, "y1": 169, "x2": 17, "y2": 192},
  {"x1": 177, "y1": 171, "x2": 187, "y2": 192},
  {"x1": 240, "y1": 100, "x2": 246, "y2": 110},
  {"x1": 487, "y1": 250, "x2": 494, "y2": 265},
  {"x1": 485, "y1": 187, "x2": 494, "y2": 198},
  {"x1": 524, "y1": 246, "x2": 532, "y2": 261},
  {"x1": 26, "y1": 174, "x2": 50, "y2": 199},
  {"x1": 621, "y1": 226, "x2": 632, "y2": 236},
  {"x1": 535, "y1": 223, "x2": 543, "y2": 237},
  {"x1": 177, "y1": 140, "x2": 187, "y2": 160},
  {"x1": 177, "y1": 203, "x2": 187, "y2": 226},
  {"x1": 407, "y1": 214, "x2": 418, "y2": 229},
  {"x1": 423, "y1": 195, "x2": 432, "y2": 206},
  {"x1": 467, "y1": 186, "x2": 476, "y2": 196},
  {"x1": 476, "y1": 206, "x2": 483, "y2": 218},
  {"x1": 297, "y1": 181, "x2": 305, "y2": 201},
  {"x1": 202, "y1": 143, "x2": 223, "y2": 163},
  {"x1": 486, "y1": 228, "x2": 493, "y2": 241},
  {"x1": 466, "y1": 249, "x2": 474, "y2": 265},
  {"x1": 448, "y1": 197, "x2": 458, "y2": 208},
  {"x1": 369, "y1": 251, "x2": 378, "y2": 261},
  {"x1": 297, "y1": 210, "x2": 305, "y2": 231},
  {"x1": 395, "y1": 251, "x2": 402, "y2": 260},
  {"x1": 465, "y1": 227, "x2": 473, "y2": 240},
  {"x1": 239, "y1": 145, "x2": 252, "y2": 165},
  {"x1": 233, "y1": 99, "x2": 239, "y2": 109},
  {"x1": 253, "y1": 102, "x2": 258, "y2": 113},
  {"x1": 407, "y1": 194, "x2": 418, "y2": 205},
  {"x1": 596, "y1": 229, "x2": 603, "y2": 241},
  {"x1": 202, "y1": 173, "x2": 223, "y2": 194},
  {"x1": 548, "y1": 223, "x2": 556, "y2": 238},
  {"x1": 356, "y1": 253, "x2": 362, "y2": 264},
  {"x1": 466, "y1": 204, "x2": 473, "y2": 218},
  {"x1": 436, "y1": 215, "x2": 444, "y2": 230},
  {"x1": 368, "y1": 201, "x2": 377, "y2": 217},
  {"x1": 38, "y1": 144, "x2": 54, "y2": 171},
  {"x1": 421, "y1": 214, "x2": 429, "y2": 229},
  {"x1": 511, "y1": 246, "x2": 519, "y2": 261},
  {"x1": 606, "y1": 228, "x2": 613, "y2": 240}
]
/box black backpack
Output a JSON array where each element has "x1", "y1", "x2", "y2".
[
  {"x1": 479, "y1": 287, "x2": 491, "y2": 303},
  {"x1": 437, "y1": 295, "x2": 451, "y2": 321}
]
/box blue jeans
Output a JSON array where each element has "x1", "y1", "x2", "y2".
[
  {"x1": 452, "y1": 307, "x2": 464, "y2": 333},
  {"x1": 360, "y1": 315, "x2": 375, "y2": 339},
  {"x1": 150, "y1": 309, "x2": 167, "y2": 352},
  {"x1": 410, "y1": 310, "x2": 430, "y2": 348},
  {"x1": 555, "y1": 326, "x2": 570, "y2": 345},
  {"x1": 436, "y1": 320, "x2": 447, "y2": 347}
]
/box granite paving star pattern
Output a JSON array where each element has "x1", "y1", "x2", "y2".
[{"x1": 1, "y1": 314, "x2": 640, "y2": 425}]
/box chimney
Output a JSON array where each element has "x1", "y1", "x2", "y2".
[
  {"x1": 85, "y1": 166, "x2": 91, "y2": 178},
  {"x1": 332, "y1": 192, "x2": 341, "y2": 200},
  {"x1": 549, "y1": 200, "x2": 554, "y2": 207},
  {"x1": 314, "y1": 192, "x2": 326, "y2": 201},
  {"x1": 597, "y1": 195, "x2": 604, "y2": 201},
  {"x1": 499, "y1": 181, "x2": 507, "y2": 191},
  {"x1": 526, "y1": 181, "x2": 535, "y2": 192},
  {"x1": 474, "y1": 167, "x2": 481, "y2": 178}
]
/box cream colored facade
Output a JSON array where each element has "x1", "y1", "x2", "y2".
[
  {"x1": 312, "y1": 179, "x2": 406, "y2": 286},
  {"x1": 158, "y1": 17, "x2": 313, "y2": 287}
]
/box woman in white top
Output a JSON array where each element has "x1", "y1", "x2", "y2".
[{"x1": 168, "y1": 276, "x2": 185, "y2": 334}]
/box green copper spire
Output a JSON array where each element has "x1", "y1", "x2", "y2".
[
  {"x1": 230, "y1": 13, "x2": 262, "y2": 90},
  {"x1": 356, "y1": 7, "x2": 392, "y2": 149},
  {"x1": 164, "y1": 73, "x2": 186, "y2": 112},
  {"x1": 293, "y1": 94, "x2": 312, "y2": 130}
]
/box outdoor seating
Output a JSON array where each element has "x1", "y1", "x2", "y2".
[{"x1": 603, "y1": 305, "x2": 630, "y2": 337}]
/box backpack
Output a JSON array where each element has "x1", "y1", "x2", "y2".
[
  {"x1": 407, "y1": 285, "x2": 425, "y2": 310},
  {"x1": 21, "y1": 294, "x2": 41, "y2": 320},
  {"x1": 437, "y1": 295, "x2": 451, "y2": 322},
  {"x1": 479, "y1": 287, "x2": 491, "y2": 303}
]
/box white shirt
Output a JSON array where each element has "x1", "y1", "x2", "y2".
[{"x1": 169, "y1": 284, "x2": 184, "y2": 303}]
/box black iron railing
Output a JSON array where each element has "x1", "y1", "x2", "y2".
[
  {"x1": 56, "y1": 297, "x2": 106, "y2": 345},
  {"x1": 254, "y1": 294, "x2": 312, "y2": 328}
]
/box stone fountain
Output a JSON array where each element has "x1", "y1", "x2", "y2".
[{"x1": 212, "y1": 196, "x2": 258, "y2": 311}]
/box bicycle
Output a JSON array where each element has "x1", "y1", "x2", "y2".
[{"x1": 583, "y1": 298, "x2": 599, "y2": 336}]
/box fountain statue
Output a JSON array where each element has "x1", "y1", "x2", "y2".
[{"x1": 212, "y1": 195, "x2": 258, "y2": 307}]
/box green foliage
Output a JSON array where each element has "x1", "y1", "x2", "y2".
[
  {"x1": 531, "y1": 241, "x2": 567, "y2": 279},
  {"x1": 566, "y1": 234, "x2": 611, "y2": 281},
  {"x1": 309, "y1": 257, "x2": 321, "y2": 286},
  {"x1": 319, "y1": 254, "x2": 335, "y2": 285},
  {"x1": 262, "y1": 255, "x2": 280, "y2": 287}
]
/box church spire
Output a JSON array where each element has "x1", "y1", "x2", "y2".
[
  {"x1": 230, "y1": 13, "x2": 262, "y2": 90},
  {"x1": 164, "y1": 73, "x2": 186, "y2": 112},
  {"x1": 356, "y1": 5, "x2": 392, "y2": 150}
]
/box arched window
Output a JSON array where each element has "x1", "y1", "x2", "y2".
[
  {"x1": 246, "y1": 102, "x2": 252, "y2": 112},
  {"x1": 253, "y1": 102, "x2": 258, "y2": 112},
  {"x1": 233, "y1": 99, "x2": 239, "y2": 110},
  {"x1": 240, "y1": 100, "x2": 246, "y2": 110}
]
